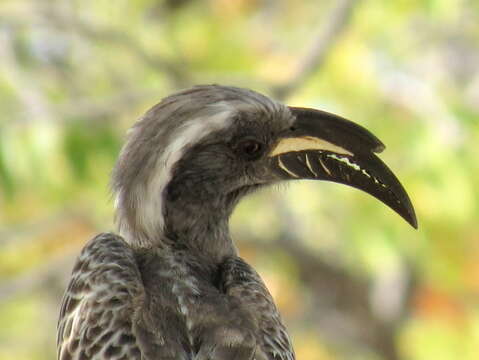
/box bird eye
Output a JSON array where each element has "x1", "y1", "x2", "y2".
[{"x1": 237, "y1": 139, "x2": 264, "y2": 160}]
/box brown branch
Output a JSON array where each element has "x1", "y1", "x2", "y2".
[{"x1": 272, "y1": 0, "x2": 361, "y2": 100}]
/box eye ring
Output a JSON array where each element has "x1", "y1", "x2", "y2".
[{"x1": 236, "y1": 138, "x2": 264, "y2": 160}]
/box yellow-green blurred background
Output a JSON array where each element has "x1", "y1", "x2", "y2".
[{"x1": 1, "y1": 0, "x2": 478, "y2": 359}]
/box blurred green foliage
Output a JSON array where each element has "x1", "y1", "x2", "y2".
[{"x1": 0, "y1": 0, "x2": 478, "y2": 359}]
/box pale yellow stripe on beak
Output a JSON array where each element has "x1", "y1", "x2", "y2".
[{"x1": 269, "y1": 136, "x2": 353, "y2": 157}]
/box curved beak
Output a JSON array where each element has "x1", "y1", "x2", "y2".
[{"x1": 268, "y1": 107, "x2": 417, "y2": 229}]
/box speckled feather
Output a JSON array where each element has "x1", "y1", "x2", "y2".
[
  {"x1": 220, "y1": 258, "x2": 294, "y2": 360},
  {"x1": 57, "y1": 233, "x2": 144, "y2": 360},
  {"x1": 58, "y1": 234, "x2": 295, "y2": 360},
  {"x1": 58, "y1": 86, "x2": 300, "y2": 360}
]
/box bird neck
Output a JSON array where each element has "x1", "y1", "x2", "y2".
[{"x1": 162, "y1": 192, "x2": 238, "y2": 264}]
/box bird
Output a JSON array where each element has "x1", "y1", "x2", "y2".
[{"x1": 57, "y1": 85, "x2": 417, "y2": 360}]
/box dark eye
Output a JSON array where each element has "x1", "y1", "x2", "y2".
[{"x1": 237, "y1": 139, "x2": 264, "y2": 160}]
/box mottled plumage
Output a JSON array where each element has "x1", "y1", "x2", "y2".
[
  {"x1": 58, "y1": 85, "x2": 416, "y2": 360},
  {"x1": 58, "y1": 233, "x2": 293, "y2": 360}
]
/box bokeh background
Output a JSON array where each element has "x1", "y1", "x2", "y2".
[{"x1": 1, "y1": 0, "x2": 478, "y2": 359}]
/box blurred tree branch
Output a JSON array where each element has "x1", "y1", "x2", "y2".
[
  {"x1": 241, "y1": 216, "x2": 416, "y2": 360},
  {"x1": 0, "y1": 253, "x2": 76, "y2": 304},
  {"x1": 236, "y1": 193, "x2": 418, "y2": 360},
  {"x1": 0, "y1": 7, "x2": 192, "y2": 122},
  {"x1": 57, "y1": 89, "x2": 157, "y2": 121},
  {"x1": 45, "y1": 12, "x2": 190, "y2": 89},
  {"x1": 272, "y1": 0, "x2": 360, "y2": 100},
  {"x1": 274, "y1": 236, "x2": 415, "y2": 360},
  {"x1": 0, "y1": 6, "x2": 191, "y2": 88}
]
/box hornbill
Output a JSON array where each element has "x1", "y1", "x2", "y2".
[{"x1": 57, "y1": 85, "x2": 417, "y2": 360}]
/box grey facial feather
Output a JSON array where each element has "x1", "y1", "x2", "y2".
[{"x1": 111, "y1": 85, "x2": 289, "y2": 247}]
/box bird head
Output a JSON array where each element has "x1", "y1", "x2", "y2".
[{"x1": 112, "y1": 85, "x2": 417, "y2": 249}]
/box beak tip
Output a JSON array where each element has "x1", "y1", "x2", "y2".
[
  {"x1": 410, "y1": 215, "x2": 419, "y2": 230},
  {"x1": 408, "y1": 217, "x2": 419, "y2": 230},
  {"x1": 283, "y1": 106, "x2": 418, "y2": 230},
  {"x1": 402, "y1": 207, "x2": 418, "y2": 229}
]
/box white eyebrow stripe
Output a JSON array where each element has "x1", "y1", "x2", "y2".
[
  {"x1": 304, "y1": 154, "x2": 318, "y2": 176},
  {"x1": 318, "y1": 158, "x2": 331, "y2": 176},
  {"x1": 278, "y1": 156, "x2": 300, "y2": 178},
  {"x1": 119, "y1": 108, "x2": 234, "y2": 242}
]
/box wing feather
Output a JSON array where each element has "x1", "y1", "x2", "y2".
[
  {"x1": 57, "y1": 233, "x2": 144, "y2": 360},
  {"x1": 220, "y1": 257, "x2": 295, "y2": 360}
]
